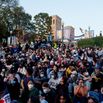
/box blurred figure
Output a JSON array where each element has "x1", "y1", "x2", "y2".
[
  {"x1": 87, "y1": 97, "x2": 99, "y2": 103},
  {"x1": 42, "y1": 82, "x2": 56, "y2": 103},
  {"x1": 27, "y1": 80, "x2": 39, "y2": 99},
  {"x1": 55, "y1": 93, "x2": 72, "y2": 103},
  {"x1": 0, "y1": 75, "x2": 11, "y2": 103},
  {"x1": 73, "y1": 78, "x2": 88, "y2": 103},
  {"x1": 4, "y1": 70, "x2": 20, "y2": 100}
]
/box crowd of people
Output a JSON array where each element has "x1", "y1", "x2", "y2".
[{"x1": 0, "y1": 41, "x2": 103, "y2": 103}]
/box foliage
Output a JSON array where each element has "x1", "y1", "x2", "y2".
[
  {"x1": 34, "y1": 13, "x2": 52, "y2": 36},
  {"x1": 0, "y1": 0, "x2": 52, "y2": 43},
  {"x1": 0, "y1": 0, "x2": 34, "y2": 39},
  {"x1": 77, "y1": 36, "x2": 103, "y2": 47}
]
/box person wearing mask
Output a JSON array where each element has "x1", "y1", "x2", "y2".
[
  {"x1": 73, "y1": 78, "x2": 88, "y2": 103},
  {"x1": 42, "y1": 82, "x2": 56, "y2": 103},
  {"x1": 48, "y1": 72, "x2": 59, "y2": 90},
  {"x1": 4, "y1": 70, "x2": 20, "y2": 101},
  {"x1": 27, "y1": 80, "x2": 39, "y2": 99}
]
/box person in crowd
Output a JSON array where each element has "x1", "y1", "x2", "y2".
[
  {"x1": 0, "y1": 75, "x2": 11, "y2": 103},
  {"x1": 1, "y1": 41, "x2": 103, "y2": 103},
  {"x1": 73, "y1": 78, "x2": 88, "y2": 103},
  {"x1": 91, "y1": 66, "x2": 103, "y2": 91},
  {"x1": 27, "y1": 96, "x2": 40, "y2": 103},
  {"x1": 55, "y1": 93, "x2": 72, "y2": 103},
  {"x1": 48, "y1": 72, "x2": 60, "y2": 90},
  {"x1": 56, "y1": 77, "x2": 68, "y2": 96},
  {"x1": 4, "y1": 69, "x2": 20, "y2": 101},
  {"x1": 42, "y1": 82, "x2": 56, "y2": 103},
  {"x1": 20, "y1": 67, "x2": 33, "y2": 103},
  {"x1": 87, "y1": 96, "x2": 99, "y2": 103},
  {"x1": 27, "y1": 79, "x2": 39, "y2": 99}
]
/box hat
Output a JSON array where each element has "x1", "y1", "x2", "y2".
[{"x1": 88, "y1": 91, "x2": 99, "y2": 103}]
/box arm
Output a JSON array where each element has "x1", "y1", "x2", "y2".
[{"x1": 74, "y1": 86, "x2": 81, "y2": 95}]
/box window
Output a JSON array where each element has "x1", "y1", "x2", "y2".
[{"x1": 53, "y1": 19, "x2": 55, "y2": 24}]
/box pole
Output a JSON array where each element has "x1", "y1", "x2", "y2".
[{"x1": 62, "y1": 23, "x2": 64, "y2": 48}]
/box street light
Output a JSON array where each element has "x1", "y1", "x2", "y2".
[{"x1": 62, "y1": 22, "x2": 64, "y2": 48}]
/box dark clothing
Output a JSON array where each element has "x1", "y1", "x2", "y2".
[
  {"x1": 44, "y1": 90, "x2": 56, "y2": 103},
  {"x1": 56, "y1": 84, "x2": 68, "y2": 95},
  {"x1": 73, "y1": 95, "x2": 87, "y2": 103},
  {"x1": 7, "y1": 78, "x2": 20, "y2": 100},
  {"x1": 91, "y1": 73, "x2": 103, "y2": 90},
  {"x1": 28, "y1": 87, "x2": 39, "y2": 98}
]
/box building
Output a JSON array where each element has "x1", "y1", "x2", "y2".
[
  {"x1": 79, "y1": 27, "x2": 94, "y2": 39},
  {"x1": 56, "y1": 26, "x2": 75, "y2": 40},
  {"x1": 51, "y1": 15, "x2": 62, "y2": 40},
  {"x1": 64, "y1": 26, "x2": 75, "y2": 40},
  {"x1": 84, "y1": 29, "x2": 94, "y2": 38}
]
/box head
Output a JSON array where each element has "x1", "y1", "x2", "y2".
[
  {"x1": 88, "y1": 97, "x2": 98, "y2": 103},
  {"x1": 42, "y1": 82, "x2": 50, "y2": 94},
  {"x1": 59, "y1": 94, "x2": 67, "y2": 103},
  {"x1": 7, "y1": 72, "x2": 15, "y2": 81},
  {"x1": 26, "y1": 67, "x2": 33, "y2": 76},
  {"x1": 28, "y1": 80, "x2": 34, "y2": 90},
  {"x1": 95, "y1": 68, "x2": 100, "y2": 75},
  {"x1": 78, "y1": 79, "x2": 84, "y2": 87}
]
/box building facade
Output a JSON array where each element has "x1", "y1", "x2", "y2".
[
  {"x1": 51, "y1": 15, "x2": 61, "y2": 40},
  {"x1": 64, "y1": 26, "x2": 75, "y2": 40},
  {"x1": 84, "y1": 29, "x2": 94, "y2": 38}
]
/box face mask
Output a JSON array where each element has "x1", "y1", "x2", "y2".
[
  {"x1": 40, "y1": 74, "x2": 44, "y2": 77},
  {"x1": 71, "y1": 74, "x2": 75, "y2": 78},
  {"x1": 28, "y1": 84, "x2": 34, "y2": 90},
  {"x1": 51, "y1": 75, "x2": 55, "y2": 79},
  {"x1": 85, "y1": 72, "x2": 89, "y2": 76},
  {"x1": 43, "y1": 88, "x2": 49, "y2": 93}
]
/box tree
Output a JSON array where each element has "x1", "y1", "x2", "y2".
[
  {"x1": 0, "y1": 0, "x2": 35, "y2": 42},
  {"x1": 13, "y1": 6, "x2": 34, "y2": 32},
  {"x1": 0, "y1": 0, "x2": 39, "y2": 43},
  {"x1": 0, "y1": 0, "x2": 18, "y2": 8},
  {"x1": 77, "y1": 36, "x2": 103, "y2": 47},
  {"x1": 33, "y1": 13, "x2": 52, "y2": 36},
  {"x1": 0, "y1": 0, "x2": 18, "y2": 32}
]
